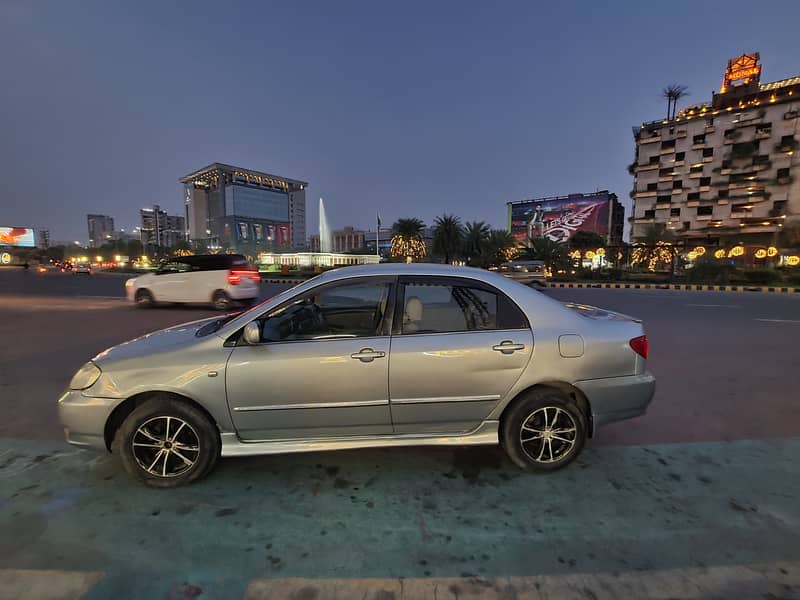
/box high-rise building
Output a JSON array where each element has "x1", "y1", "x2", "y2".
[
  {"x1": 140, "y1": 205, "x2": 186, "y2": 249},
  {"x1": 180, "y1": 163, "x2": 308, "y2": 253},
  {"x1": 630, "y1": 53, "x2": 799, "y2": 247},
  {"x1": 87, "y1": 214, "x2": 115, "y2": 247},
  {"x1": 37, "y1": 228, "x2": 50, "y2": 249},
  {"x1": 309, "y1": 226, "x2": 367, "y2": 253}
]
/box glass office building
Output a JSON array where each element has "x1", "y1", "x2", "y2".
[{"x1": 180, "y1": 163, "x2": 308, "y2": 254}]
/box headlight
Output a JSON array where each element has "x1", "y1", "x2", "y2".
[
  {"x1": 125, "y1": 278, "x2": 135, "y2": 288},
  {"x1": 69, "y1": 362, "x2": 102, "y2": 390}
]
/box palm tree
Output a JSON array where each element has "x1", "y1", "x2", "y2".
[
  {"x1": 662, "y1": 84, "x2": 689, "y2": 120},
  {"x1": 390, "y1": 218, "x2": 427, "y2": 262},
  {"x1": 526, "y1": 236, "x2": 569, "y2": 271},
  {"x1": 463, "y1": 221, "x2": 490, "y2": 266},
  {"x1": 479, "y1": 229, "x2": 519, "y2": 268},
  {"x1": 432, "y1": 214, "x2": 464, "y2": 264},
  {"x1": 631, "y1": 224, "x2": 676, "y2": 272}
]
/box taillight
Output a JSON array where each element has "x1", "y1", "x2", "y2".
[
  {"x1": 228, "y1": 270, "x2": 259, "y2": 285},
  {"x1": 629, "y1": 335, "x2": 648, "y2": 359}
]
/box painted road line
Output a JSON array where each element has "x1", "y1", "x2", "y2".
[
  {"x1": 755, "y1": 318, "x2": 800, "y2": 323},
  {"x1": 686, "y1": 304, "x2": 741, "y2": 308},
  {"x1": 244, "y1": 563, "x2": 800, "y2": 599},
  {"x1": 0, "y1": 569, "x2": 103, "y2": 600}
]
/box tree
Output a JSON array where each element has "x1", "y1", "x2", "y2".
[
  {"x1": 170, "y1": 240, "x2": 193, "y2": 257},
  {"x1": 390, "y1": 218, "x2": 427, "y2": 262},
  {"x1": 662, "y1": 84, "x2": 689, "y2": 120},
  {"x1": 569, "y1": 231, "x2": 606, "y2": 253},
  {"x1": 524, "y1": 237, "x2": 569, "y2": 271},
  {"x1": 478, "y1": 229, "x2": 518, "y2": 268},
  {"x1": 463, "y1": 221, "x2": 490, "y2": 266},
  {"x1": 630, "y1": 224, "x2": 677, "y2": 271},
  {"x1": 432, "y1": 214, "x2": 464, "y2": 264}
]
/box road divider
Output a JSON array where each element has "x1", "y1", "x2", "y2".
[{"x1": 543, "y1": 282, "x2": 800, "y2": 293}]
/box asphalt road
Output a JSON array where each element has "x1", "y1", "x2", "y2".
[
  {"x1": 1, "y1": 266, "x2": 799, "y2": 598},
  {"x1": 1, "y1": 266, "x2": 798, "y2": 445}
]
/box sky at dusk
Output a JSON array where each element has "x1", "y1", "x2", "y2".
[{"x1": 2, "y1": 0, "x2": 800, "y2": 243}]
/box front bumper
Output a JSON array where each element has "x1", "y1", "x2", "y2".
[
  {"x1": 58, "y1": 390, "x2": 121, "y2": 450},
  {"x1": 575, "y1": 372, "x2": 656, "y2": 429}
]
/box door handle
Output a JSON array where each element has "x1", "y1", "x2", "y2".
[
  {"x1": 350, "y1": 348, "x2": 386, "y2": 362},
  {"x1": 492, "y1": 341, "x2": 525, "y2": 354}
]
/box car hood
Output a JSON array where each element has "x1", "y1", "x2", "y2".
[
  {"x1": 563, "y1": 303, "x2": 642, "y2": 323},
  {"x1": 91, "y1": 315, "x2": 225, "y2": 365}
]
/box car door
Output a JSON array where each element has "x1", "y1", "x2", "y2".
[
  {"x1": 388, "y1": 276, "x2": 533, "y2": 434},
  {"x1": 150, "y1": 261, "x2": 191, "y2": 302},
  {"x1": 225, "y1": 277, "x2": 396, "y2": 440}
]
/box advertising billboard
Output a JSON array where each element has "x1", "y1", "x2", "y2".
[
  {"x1": 0, "y1": 227, "x2": 35, "y2": 247},
  {"x1": 508, "y1": 193, "x2": 611, "y2": 244}
]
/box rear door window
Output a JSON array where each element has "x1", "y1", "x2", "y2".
[{"x1": 397, "y1": 277, "x2": 528, "y2": 334}]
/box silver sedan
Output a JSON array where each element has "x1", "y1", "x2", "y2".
[{"x1": 59, "y1": 264, "x2": 655, "y2": 487}]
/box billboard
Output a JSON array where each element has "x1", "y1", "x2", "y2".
[
  {"x1": 508, "y1": 193, "x2": 610, "y2": 244},
  {"x1": 0, "y1": 227, "x2": 35, "y2": 247}
]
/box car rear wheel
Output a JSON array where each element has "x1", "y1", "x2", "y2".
[
  {"x1": 113, "y1": 396, "x2": 220, "y2": 488},
  {"x1": 501, "y1": 389, "x2": 587, "y2": 472},
  {"x1": 212, "y1": 290, "x2": 231, "y2": 311},
  {"x1": 135, "y1": 289, "x2": 154, "y2": 308}
]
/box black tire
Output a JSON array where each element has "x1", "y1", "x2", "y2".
[
  {"x1": 112, "y1": 396, "x2": 220, "y2": 488},
  {"x1": 501, "y1": 388, "x2": 587, "y2": 473},
  {"x1": 211, "y1": 290, "x2": 231, "y2": 311},
  {"x1": 135, "y1": 288, "x2": 155, "y2": 308}
]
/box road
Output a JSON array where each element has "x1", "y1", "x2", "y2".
[{"x1": 1, "y1": 267, "x2": 799, "y2": 598}]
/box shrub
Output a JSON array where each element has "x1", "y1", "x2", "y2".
[{"x1": 741, "y1": 269, "x2": 780, "y2": 285}]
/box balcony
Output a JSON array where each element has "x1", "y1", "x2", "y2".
[
  {"x1": 702, "y1": 156, "x2": 714, "y2": 163},
  {"x1": 699, "y1": 185, "x2": 711, "y2": 193},
  {"x1": 636, "y1": 163, "x2": 659, "y2": 172},
  {"x1": 689, "y1": 171, "x2": 704, "y2": 179},
  {"x1": 696, "y1": 214, "x2": 714, "y2": 221},
  {"x1": 687, "y1": 201, "x2": 700, "y2": 207},
  {"x1": 640, "y1": 135, "x2": 661, "y2": 145},
  {"x1": 691, "y1": 143, "x2": 706, "y2": 150},
  {"x1": 634, "y1": 190, "x2": 658, "y2": 198},
  {"x1": 705, "y1": 125, "x2": 716, "y2": 133}
]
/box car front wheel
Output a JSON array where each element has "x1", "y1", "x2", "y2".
[
  {"x1": 113, "y1": 397, "x2": 220, "y2": 487},
  {"x1": 135, "y1": 289, "x2": 154, "y2": 308},
  {"x1": 501, "y1": 389, "x2": 587, "y2": 472}
]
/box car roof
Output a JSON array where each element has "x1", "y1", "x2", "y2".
[{"x1": 316, "y1": 263, "x2": 502, "y2": 282}]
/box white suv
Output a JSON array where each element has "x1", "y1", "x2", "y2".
[{"x1": 126, "y1": 254, "x2": 260, "y2": 310}]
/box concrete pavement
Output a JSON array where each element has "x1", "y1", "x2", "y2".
[{"x1": 1, "y1": 437, "x2": 799, "y2": 599}]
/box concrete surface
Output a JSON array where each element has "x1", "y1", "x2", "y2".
[{"x1": 1, "y1": 437, "x2": 798, "y2": 599}]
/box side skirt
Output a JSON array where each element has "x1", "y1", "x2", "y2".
[{"x1": 220, "y1": 421, "x2": 499, "y2": 458}]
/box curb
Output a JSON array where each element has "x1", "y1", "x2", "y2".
[
  {"x1": 261, "y1": 277, "x2": 308, "y2": 284},
  {"x1": 544, "y1": 282, "x2": 800, "y2": 293}
]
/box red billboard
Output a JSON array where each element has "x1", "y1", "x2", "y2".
[
  {"x1": 508, "y1": 193, "x2": 611, "y2": 244},
  {"x1": 0, "y1": 227, "x2": 35, "y2": 247}
]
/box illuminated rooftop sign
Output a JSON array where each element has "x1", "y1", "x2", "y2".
[{"x1": 721, "y1": 53, "x2": 761, "y2": 93}]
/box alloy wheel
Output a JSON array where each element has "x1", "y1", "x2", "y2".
[
  {"x1": 519, "y1": 406, "x2": 578, "y2": 463},
  {"x1": 131, "y1": 416, "x2": 200, "y2": 478}
]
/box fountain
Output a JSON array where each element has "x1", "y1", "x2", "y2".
[
  {"x1": 319, "y1": 197, "x2": 332, "y2": 253},
  {"x1": 257, "y1": 196, "x2": 379, "y2": 269}
]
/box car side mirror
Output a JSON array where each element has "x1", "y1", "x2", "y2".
[{"x1": 242, "y1": 321, "x2": 262, "y2": 345}]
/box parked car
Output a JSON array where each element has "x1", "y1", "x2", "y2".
[
  {"x1": 498, "y1": 260, "x2": 550, "y2": 285},
  {"x1": 60, "y1": 264, "x2": 654, "y2": 487},
  {"x1": 125, "y1": 254, "x2": 260, "y2": 310},
  {"x1": 73, "y1": 262, "x2": 92, "y2": 275}
]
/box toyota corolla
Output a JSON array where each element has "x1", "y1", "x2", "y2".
[{"x1": 59, "y1": 264, "x2": 655, "y2": 487}]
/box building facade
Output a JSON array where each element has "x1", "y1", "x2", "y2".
[
  {"x1": 37, "y1": 228, "x2": 50, "y2": 249},
  {"x1": 309, "y1": 226, "x2": 367, "y2": 253},
  {"x1": 631, "y1": 54, "x2": 800, "y2": 247},
  {"x1": 139, "y1": 205, "x2": 186, "y2": 249},
  {"x1": 507, "y1": 191, "x2": 624, "y2": 245},
  {"x1": 180, "y1": 163, "x2": 307, "y2": 254},
  {"x1": 87, "y1": 214, "x2": 115, "y2": 248}
]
